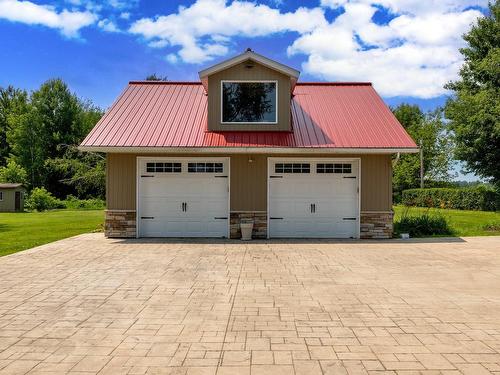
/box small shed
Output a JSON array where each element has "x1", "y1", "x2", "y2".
[{"x1": 0, "y1": 183, "x2": 26, "y2": 212}]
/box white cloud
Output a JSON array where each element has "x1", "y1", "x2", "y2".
[
  {"x1": 320, "y1": 0, "x2": 488, "y2": 15},
  {"x1": 166, "y1": 53, "x2": 179, "y2": 64},
  {"x1": 288, "y1": 1, "x2": 483, "y2": 98},
  {"x1": 0, "y1": 0, "x2": 96, "y2": 37},
  {"x1": 108, "y1": 0, "x2": 138, "y2": 10},
  {"x1": 129, "y1": 0, "x2": 327, "y2": 64},
  {"x1": 127, "y1": 0, "x2": 485, "y2": 98},
  {"x1": 97, "y1": 18, "x2": 120, "y2": 32}
]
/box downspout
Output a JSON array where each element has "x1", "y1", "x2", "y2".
[{"x1": 392, "y1": 152, "x2": 401, "y2": 167}]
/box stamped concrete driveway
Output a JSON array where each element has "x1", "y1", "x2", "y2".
[{"x1": 1, "y1": 235, "x2": 500, "y2": 375}]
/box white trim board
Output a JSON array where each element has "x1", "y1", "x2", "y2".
[
  {"x1": 220, "y1": 80, "x2": 278, "y2": 125},
  {"x1": 199, "y1": 50, "x2": 300, "y2": 80},
  {"x1": 80, "y1": 146, "x2": 419, "y2": 154}
]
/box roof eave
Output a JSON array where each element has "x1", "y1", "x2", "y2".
[{"x1": 78, "y1": 146, "x2": 419, "y2": 154}]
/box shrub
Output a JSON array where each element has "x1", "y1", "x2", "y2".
[
  {"x1": 483, "y1": 222, "x2": 500, "y2": 232},
  {"x1": 0, "y1": 160, "x2": 27, "y2": 185},
  {"x1": 394, "y1": 208, "x2": 453, "y2": 237},
  {"x1": 63, "y1": 195, "x2": 105, "y2": 210},
  {"x1": 26, "y1": 187, "x2": 65, "y2": 211},
  {"x1": 402, "y1": 186, "x2": 500, "y2": 211}
]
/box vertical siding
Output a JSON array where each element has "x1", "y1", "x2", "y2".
[
  {"x1": 105, "y1": 153, "x2": 393, "y2": 212},
  {"x1": 0, "y1": 190, "x2": 15, "y2": 212},
  {"x1": 0, "y1": 188, "x2": 25, "y2": 212},
  {"x1": 230, "y1": 155, "x2": 267, "y2": 211},
  {"x1": 107, "y1": 153, "x2": 136, "y2": 210},
  {"x1": 207, "y1": 62, "x2": 291, "y2": 131},
  {"x1": 360, "y1": 154, "x2": 392, "y2": 211}
]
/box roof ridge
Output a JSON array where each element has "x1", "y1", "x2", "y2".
[
  {"x1": 129, "y1": 81, "x2": 372, "y2": 86},
  {"x1": 129, "y1": 81, "x2": 202, "y2": 85},
  {"x1": 296, "y1": 82, "x2": 372, "y2": 86}
]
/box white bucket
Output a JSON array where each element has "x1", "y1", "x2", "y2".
[{"x1": 240, "y1": 222, "x2": 254, "y2": 241}]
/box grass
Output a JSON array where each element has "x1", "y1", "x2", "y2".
[
  {"x1": 394, "y1": 205, "x2": 500, "y2": 237},
  {"x1": 0, "y1": 207, "x2": 498, "y2": 256},
  {"x1": 0, "y1": 210, "x2": 104, "y2": 257}
]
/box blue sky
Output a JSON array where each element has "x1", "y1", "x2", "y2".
[{"x1": 0, "y1": 0, "x2": 487, "y2": 179}]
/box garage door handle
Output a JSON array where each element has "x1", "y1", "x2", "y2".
[
  {"x1": 270, "y1": 217, "x2": 283, "y2": 220},
  {"x1": 214, "y1": 175, "x2": 228, "y2": 178},
  {"x1": 214, "y1": 217, "x2": 228, "y2": 220},
  {"x1": 343, "y1": 217, "x2": 357, "y2": 220},
  {"x1": 141, "y1": 216, "x2": 154, "y2": 219},
  {"x1": 343, "y1": 176, "x2": 356, "y2": 179},
  {"x1": 270, "y1": 176, "x2": 283, "y2": 178},
  {"x1": 311, "y1": 203, "x2": 316, "y2": 213},
  {"x1": 141, "y1": 175, "x2": 154, "y2": 178}
]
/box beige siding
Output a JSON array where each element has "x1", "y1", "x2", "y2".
[
  {"x1": 230, "y1": 155, "x2": 267, "y2": 211},
  {"x1": 207, "y1": 62, "x2": 291, "y2": 131},
  {"x1": 106, "y1": 153, "x2": 393, "y2": 212},
  {"x1": 107, "y1": 153, "x2": 136, "y2": 210},
  {"x1": 360, "y1": 154, "x2": 393, "y2": 211},
  {"x1": 0, "y1": 188, "x2": 25, "y2": 212}
]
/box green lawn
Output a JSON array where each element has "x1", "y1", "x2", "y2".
[
  {"x1": 0, "y1": 207, "x2": 498, "y2": 257},
  {"x1": 394, "y1": 205, "x2": 500, "y2": 237},
  {"x1": 0, "y1": 210, "x2": 104, "y2": 257}
]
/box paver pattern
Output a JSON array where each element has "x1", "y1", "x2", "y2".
[{"x1": 1, "y1": 234, "x2": 500, "y2": 374}]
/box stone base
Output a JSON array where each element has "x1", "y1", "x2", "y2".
[
  {"x1": 360, "y1": 211, "x2": 393, "y2": 239},
  {"x1": 230, "y1": 212, "x2": 267, "y2": 239},
  {"x1": 105, "y1": 210, "x2": 136, "y2": 238}
]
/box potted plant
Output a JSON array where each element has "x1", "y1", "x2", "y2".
[{"x1": 240, "y1": 219, "x2": 254, "y2": 241}]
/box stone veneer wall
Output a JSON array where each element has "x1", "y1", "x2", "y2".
[
  {"x1": 360, "y1": 211, "x2": 393, "y2": 239},
  {"x1": 230, "y1": 212, "x2": 267, "y2": 239},
  {"x1": 105, "y1": 210, "x2": 136, "y2": 238}
]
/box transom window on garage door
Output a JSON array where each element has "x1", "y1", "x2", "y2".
[
  {"x1": 188, "y1": 162, "x2": 223, "y2": 173},
  {"x1": 275, "y1": 163, "x2": 310, "y2": 173},
  {"x1": 317, "y1": 163, "x2": 352, "y2": 174},
  {"x1": 146, "y1": 162, "x2": 182, "y2": 173}
]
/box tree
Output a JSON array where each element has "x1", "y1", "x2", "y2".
[
  {"x1": 445, "y1": 1, "x2": 500, "y2": 187},
  {"x1": 7, "y1": 79, "x2": 103, "y2": 193},
  {"x1": 392, "y1": 104, "x2": 455, "y2": 195},
  {"x1": 0, "y1": 86, "x2": 28, "y2": 165},
  {"x1": 45, "y1": 146, "x2": 105, "y2": 199},
  {"x1": 145, "y1": 73, "x2": 168, "y2": 81},
  {"x1": 0, "y1": 160, "x2": 27, "y2": 184},
  {"x1": 7, "y1": 100, "x2": 45, "y2": 187}
]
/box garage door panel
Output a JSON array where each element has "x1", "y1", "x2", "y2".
[
  {"x1": 269, "y1": 159, "x2": 359, "y2": 239},
  {"x1": 271, "y1": 199, "x2": 311, "y2": 217},
  {"x1": 140, "y1": 197, "x2": 183, "y2": 213},
  {"x1": 138, "y1": 159, "x2": 229, "y2": 238}
]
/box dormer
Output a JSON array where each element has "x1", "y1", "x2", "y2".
[{"x1": 199, "y1": 49, "x2": 300, "y2": 132}]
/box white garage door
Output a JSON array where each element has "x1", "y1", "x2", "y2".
[
  {"x1": 268, "y1": 159, "x2": 359, "y2": 238},
  {"x1": 137, "y1": 158, "x2": 229, "y2": 238}
]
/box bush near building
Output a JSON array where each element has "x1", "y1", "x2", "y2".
[{"x1": 402, "y1": 186, "x2": 499, "y2": 211}]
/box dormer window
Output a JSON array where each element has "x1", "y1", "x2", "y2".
[{"x1": 221, "y1": 81, "x2": 277, "y2": 124}]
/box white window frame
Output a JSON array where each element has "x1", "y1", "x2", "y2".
[{"x1": 220, "y1": 80, "x2": 278, "y2": 124}]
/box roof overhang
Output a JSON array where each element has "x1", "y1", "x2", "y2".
[
  {"x1": 198, "y1": 50, "x2": 300, "y2": 91},
  {"x1": 79, "y1": 146, "x2": 419, "y2": 154}
]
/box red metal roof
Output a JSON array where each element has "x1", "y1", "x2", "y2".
[{"x1": 80, "y1": 81, "x2": 417, "y2": 150}]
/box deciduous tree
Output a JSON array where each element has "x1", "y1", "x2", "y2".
[{"x1": 445, "y1": 1, "x2": 500, "y2": 187}]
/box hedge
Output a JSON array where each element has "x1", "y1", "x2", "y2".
[{"x1": 402, "y1": 186, "x2": 500, "y2": 211}]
